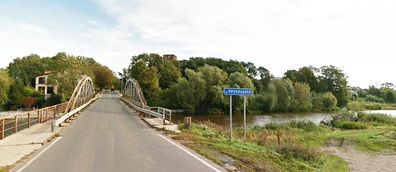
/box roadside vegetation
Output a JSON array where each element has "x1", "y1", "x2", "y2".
[
  {"x1": 122, "y1": 53, "x2": 396, "y2": 115},
  {"x1": 0, "y1": 52, "x2": 118, "y2": 111},
  {"x1": 173, "y1": 112, "x2": 396, "y2": 171}
]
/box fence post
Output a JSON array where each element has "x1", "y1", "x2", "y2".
[
  {"x1": 14, "y1": 116, "x2": 18, "y2": 133},
  {"x1": 169, "y1": 110, "x2": 172, "y2": 124},
  {"x1": 28, "y1": 113, "x2": 31, "y2": 128},
  {"x1": 163, "y1": 108, "x2": 166, "y2": 125},
  {"x1": 1, "y1": 119, "x2": 4, "y2": 139},
  {"x1": 39, "y1": 111, "x2": 42, "y2": 123}
]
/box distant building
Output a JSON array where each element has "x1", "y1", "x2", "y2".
[
  {"x1": 35, "y1": 71, "x2": 58, "y2": 99},
  {"x1": 163, "y1": 54, "x2": 177, "y2": 61}
]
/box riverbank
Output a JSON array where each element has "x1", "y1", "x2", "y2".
[{"x1": 169, "y1": 114, "x2": 396, "y2": 171}]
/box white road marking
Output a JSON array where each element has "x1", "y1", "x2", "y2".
[
  {"x1": 157, "y1": 134, "x2": 222, "y2": 172},
  {"x1": 16, "y1": 137, "x2": 63, "y2": 172}
]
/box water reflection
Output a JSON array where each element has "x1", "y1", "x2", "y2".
[
  {"x1": 172, "y1": 110, "x2": 396, "y2": 128},
  {"x1": 172, "y1": 112, "x2": 333, "y2": 128}
]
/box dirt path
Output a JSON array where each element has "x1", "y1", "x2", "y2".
[{"x1": 325, "y1": 147, "x2": 396, "y2": 172}]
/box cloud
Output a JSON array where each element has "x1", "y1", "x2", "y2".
[{"x1": 1, "y1": 0, "x2": 396, "y2": 88}]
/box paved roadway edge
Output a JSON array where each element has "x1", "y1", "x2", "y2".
[{"x1": 12, "y1": 97, "x2": 226, "y2": 172}]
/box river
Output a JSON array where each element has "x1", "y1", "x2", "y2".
[{"x1": 172, "y1": 110, "x2": 396, "y2": 128}]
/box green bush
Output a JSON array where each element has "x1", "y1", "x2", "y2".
[
  {"x1": 288, "y1": 120, "x2": 320, "y2": 132},
  {"x1": 365, "y1": 103, "x2": 383, "y2": 110},
  {"x1": 365, "y1": 95, "x2": 385, "y2": 103},
  {"x1": 359, "y1": 113, "x2": 396, "y2": 124},
  {"x1": 335, "y1": 121, "x2": 367, "y2": 130},
  {"x1": 277, "y1": 144, "x2": 320, "y2": 162},
  {"x1": 262, "y1": 120, "x2": 319, "y2": 131},
  {"x1": 45, "y1": 94, "x2": 63, "y2": 106}
]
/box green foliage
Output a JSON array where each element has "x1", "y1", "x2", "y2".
[
  {"x1": 365, "y1": 103, "x2": 383, "y2": 110},
  {"x1": 5, "y1": 80, "x2": 24, "y2": 110},
  {"x1": 291, "y1": 82, "x2": 313, "y2": 112},
  {"x1": 313, "y1": 92, "x2": 338, "y2": 112},
  {"x1": 250, "y1": 93, "x2": 276, "y2": 112},
  {"x1": 359, "y1": 113, "x2": 396, "y2": 124},
  {"x1": 365, "y1": 95, "x2": 385, "y2": 103},
  {"x1": 161, "y1": 65, "x2": 228, "y2": 113},
  {"x1": 318, "y1": 66, "x2": 349, "y2": 107},
  {"x1": 335, "y1": 121, "x2": 367, "y2": 130},
  {"x1": 384, "y1": 90, "x2": 396, "y2": 103},
  {"x1": 8, "y1": 54, "x2": 45, "y2": 86},
  {"x1": 46, "y1": 94, "x2": 63, "y2": 106},
  {"x1": 271, "y1": 79, "x2": 293, "y2": 112},
  {"x1": 347, "y1": 101, "x2": 366, "y2": 113},
  {"x1": 93, "y1": 65, "x2": 115, "y2": 90},
  {"x1": 263, "y1": 120, "x2": 320, "y2": 132},
  {"x1": 0, "y1": 69, "x2": 12, "y2": 109}
]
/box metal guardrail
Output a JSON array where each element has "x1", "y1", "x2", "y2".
[
  {"x1": 120, "y1": 97, "x2": 172, "y2": 125},
  {"x1": 0, "y1": 102, "x2": 68, "y2": 140},
  {"x1": 51, "y1": 97, "x2": 97, "y2": 132}
]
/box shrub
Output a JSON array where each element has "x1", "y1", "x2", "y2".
[
  {"x1": 359, "y1": 113, "x2": 396, "y2": 124},
  {"x1": 287, "y1": 120, "x2": 320, "y2": 132},
  {"x1": 347, "y1": 101, "x2": 365, "y2": 113},
  {"x1": 277, "y1": 144, "x2": 320, "y2": 162},
  {"x1": 46, "y1": 94, "x2": 63, "y2": 106},
  {"x1": 365, "y1": 95, "x2": 385, "y2": 103},
  {"x1": 335, "y1": 121, "x2": 367, "y2": 130},
  {"x1": 365, "y1": 103, "x2": 383, "y2": 110},
  {"x1": 263, "y1": 120, "x2": 319, "y2": 132}
]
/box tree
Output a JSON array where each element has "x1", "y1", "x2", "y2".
[
  {"x1": 384, "y1": 90, "x2": 396, "y2": 103},
  {"x1": 318, "y1": 66, "x2": 349, "y2": 107},
  {"x1": 139, "y1": 66, "x2": 161, "y2": 98},
  {"x1": 250, "y1": 93, "x2": 276, "y2": 112},
  {"x1": 313, "y1": 92, "x2": 337, "y2": 111},
  {"x1": 227, "y1": 72, "x2": 255, "y2": 110},
  {"x1": 158, "y1": 62, "x2": 181, "y2": 89},
  {"x1": 241, "y1": 62, "x2": 257, "y2": 78},
  {"x1": 6, "y1": 81, "x2": 25, "y2": 110},
  {"x1": 22, "y1": 96, "x2": 35, "y2": 109},
  {"x1": 347, "y1": 101, "x2": 365, "y2": 114},
  {"x1": 270, "y1": 79, "x2": 293, "y2": 112},
  {"x1": 291, "y1": 83, "x2": 313, "y2": 112},
  {"x1": 8, "y1": 54, "x2": 45, "y2": 86},
  {"x1": 0, "y1": 69, "x2": 12, "y2": 109},
  {"x1": 93, "y1": 65, "x2": 115, "y2": 90}
]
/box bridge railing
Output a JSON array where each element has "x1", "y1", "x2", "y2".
[
  {"x1": 120, "y1": 98, "x2": 172, "y2": 125},
  {"x1": 0, "y1": 102, "x2": 68, "y2": 140}
]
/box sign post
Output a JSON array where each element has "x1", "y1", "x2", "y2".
[{"x1": 224, "y1": 88, "x2": 253, "y2": 140}]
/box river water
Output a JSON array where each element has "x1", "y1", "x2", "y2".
[{"x1": 172, "y1": 110, "x2": 396, "y2": 128}]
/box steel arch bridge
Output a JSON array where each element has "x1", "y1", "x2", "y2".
[
  {"x1": 64, "y1": 75, "x2": 96, "y2": 113},
  {"x1": 122, "y1": 78, "x2": 147, "y2": 108}
]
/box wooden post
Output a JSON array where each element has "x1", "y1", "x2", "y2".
[
  {"x1": 38, "y1": 111, "x2": 42, "y2": 123},
  {"x1": 184, "y1": 117, "x2": 191, "y2": 128},
  {"x1": 28, "y1": 113, "x2": 31, "y2": 128},
  {"x1": 14, "y1": 116, "x2": 18, "y2": 133},
  {"x1": 1, "y1": 119, "x2": 4, "y2": 139}
]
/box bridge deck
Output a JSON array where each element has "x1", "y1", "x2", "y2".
[{"x1": 18, "y1": 93, "x2": 223, "y2": 172}]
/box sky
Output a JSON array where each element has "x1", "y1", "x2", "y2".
[{"x1": 1, "y1": 0, "x2": 395, "y2": 88}]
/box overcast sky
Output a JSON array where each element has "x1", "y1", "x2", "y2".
[{"x1": 1, "y1": 0, "x2": 395, "y2": 88}]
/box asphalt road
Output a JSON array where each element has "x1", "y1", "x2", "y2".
[{"x1": 19, "y1": 93, "x2": 223, "y2": 172}]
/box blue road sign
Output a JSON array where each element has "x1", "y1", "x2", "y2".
[{"x1": 224, "y1": 88, "x2": 253, "y2": 96}]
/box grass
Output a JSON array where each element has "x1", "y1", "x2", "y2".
[
  {"x1": 319, "y1": 155, "x2": 349, "y2": 172},
  {"x1": 383, "y1": 103, "x2": 396, "y2": 110},
  {"x1": 174, "y1": 114, "x2": 396, "y2": 171},
  {"x1": 175, "y1": 121, "x2": 349, "y2": 171},
  {"x1": 0, "y1": 166, "x2": 10, "y2": 172}
]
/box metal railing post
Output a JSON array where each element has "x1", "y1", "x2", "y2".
[
  {"x1": 1, "y1": 119, "x2": 4, "y2": 139},
  {"x1": 28, "y1": 113, "x2": 31, "y2": 128},
  {"x1": 14, "y1": 116, "x2": 18, "y2": 133}
]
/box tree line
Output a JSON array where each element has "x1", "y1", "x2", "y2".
[
  {"x1": 0, "y1": 52, "x2": 117, "y2": 110},
  {"x1": 121, "y1": 53, "x2": 356, "y2": 114}
]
